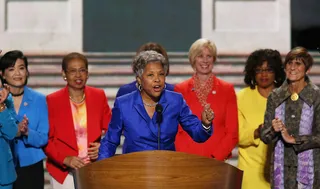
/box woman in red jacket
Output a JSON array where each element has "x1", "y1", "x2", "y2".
[
  {"x1": 44, "y1": 52, "x2": 112, "y2": 189},
  {"x1": 175, "y1": 38, "x2": 238, "y2": 161}
]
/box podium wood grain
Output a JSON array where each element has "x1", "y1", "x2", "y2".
[{"x1": 73, "y1": 150, "x2": 243, "y2": 189}]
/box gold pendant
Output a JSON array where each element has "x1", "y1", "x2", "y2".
[{"x1": 291, "y1": 93, "x2": 299, "y2": 101}]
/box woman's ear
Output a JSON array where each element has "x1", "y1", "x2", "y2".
[
  {"x1": 306, "y1": 68, "x2": 311, "y2": 75},
  {"x1": 136, "y1": 76, "x2": 141, "y2": 85},
  {"x1": 136, "y1": 76, "x2": 143, "y2": 91},
  {"x1": 62, "y1": 70, "x2": 67, "y2": 81}
]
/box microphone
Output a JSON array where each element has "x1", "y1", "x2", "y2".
[
  {"x1": 155, "y1": 104, "x2": 163, "y2": 150},
  {"x1": 156, "y1": 104, "x2": 163, "y2": 123}
]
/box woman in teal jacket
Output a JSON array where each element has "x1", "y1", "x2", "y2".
[
  {"x1": 0, "y1": 77, "x2": 19, "y2": 189},
  {"x1": 0, "y1": 51, "x2": 49, "y2": 189}
]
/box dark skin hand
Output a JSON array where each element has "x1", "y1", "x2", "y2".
[
  {"x1": 63, "y1": 142, "x2": 101, "y2": 169},
  {"x1": 254, "y1": 124, "x2": 264, "y2": 139},
  {"x1": 88, "y1": 142, "x2": 100, "y2": 161},
  {"x1": 63, "y1": 156, "x2": 86, "y2": 169}
]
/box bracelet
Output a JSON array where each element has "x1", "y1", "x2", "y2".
[
  {"x1": 202, "y1": 123, "x2": 211, "y2": 130},
  {"x1": 0, "y1": 103, "x2": 6, "y2": 112}
]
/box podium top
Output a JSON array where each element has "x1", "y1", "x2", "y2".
[{"x1": 73, "y1": 150, "x2": 243, "y2": 189}]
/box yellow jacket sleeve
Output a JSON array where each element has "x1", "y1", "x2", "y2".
[{"x1": 238, "y1": 102, "x2": 261, "y2": 147}]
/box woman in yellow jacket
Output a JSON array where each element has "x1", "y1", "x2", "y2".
[{"x1": 237, "y1": 49, "x2": 285, "y2": 189}]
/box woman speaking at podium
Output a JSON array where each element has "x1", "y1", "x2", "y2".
[{"x1": 98, "y1": 50, "x2": 214, "y2": 160}]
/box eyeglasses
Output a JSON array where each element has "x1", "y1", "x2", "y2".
[
  {"x1": 66, "y1": 68, "x2": 88, "y2": 76},
  {"x1": 255, "y1": 68, "x2": 274, "y2": 74}
]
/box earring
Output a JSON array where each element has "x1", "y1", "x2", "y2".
[
  {"x1": 274, "y1": 80, "x2": 278, "y2": 84},
  {"x1": 138, "y1": 84, "x2": 142, "y2": 91},
  {"x1": 251, "y1": 80, "x2": 255, "y2": 86},
  {"x1": 63, "y1": 77, "x2": 67, "y2": 81}
]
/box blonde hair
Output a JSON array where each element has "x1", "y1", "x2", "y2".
[{"x1": 188, "y1": 38, "x2": 217, "y2": 68}]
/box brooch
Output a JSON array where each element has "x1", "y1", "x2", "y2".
[{"x1": 290, "y1": 93, "x2": 299, "y2": 101}]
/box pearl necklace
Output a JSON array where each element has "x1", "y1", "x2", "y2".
[
  {"x1": 69, "y1": 94, "x2": 86, "y2": 104},
  {"x1": 143, "y1": 101, "x2": 158, "y2": 107}
]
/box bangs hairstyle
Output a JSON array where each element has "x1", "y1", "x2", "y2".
[
  {"x1": 62, "y1": 52, "x2": 88, "y2": 72},
  {"x1": 188, "y1": 38, "x2": 217, "y2": 68},
  {"x1": 136, "y1": 42, "x2": 169, "y2": 75},
  {"x1": 0, "y1": 50, "x2": 29, "y2": 73},
  {"x1": 284, "y1": 46, "x2": 313, "y2": 71},
  {"x1": 132, "y1": 50, "x2": 168, "y2": 77},
  {"x1": 244, "y1": 49, "x2": 285, "y2": 89}
]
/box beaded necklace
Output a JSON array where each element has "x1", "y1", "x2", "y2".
[{"x1": 193, "y1": 73, "x2": 214, "y2": 107}]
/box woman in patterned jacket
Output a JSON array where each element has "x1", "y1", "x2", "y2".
[{"x1": 261, "y1": 46, "x2": 320, "y2": 189}]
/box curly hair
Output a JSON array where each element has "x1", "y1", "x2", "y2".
[
  {"x1": 135, "y1": 42, "x2": 170, "y2": 75},
  {"x1": 244, "y1": 49, "x2": 285, "y2": 89},
  {"x1": 132, "y1": 50, "x2": 168, "y2": 77}
]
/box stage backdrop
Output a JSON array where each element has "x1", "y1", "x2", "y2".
[
  {"x1": 83, "y1": 0, "x2": 201, "y2": 52},
  {"x1": 0, "y1": 0, "x2": 290, "y2": 53}
]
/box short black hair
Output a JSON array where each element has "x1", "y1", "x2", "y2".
[
  {"x1": 0, "y1": 50, "x2": 29, "y2": 85},
  {"x1": 244, "y1": 49, "x2": 285, "y2": 89},
  {"x1": 0, "y1": 50, "x2": 29, "y2": 73},
  {"x1": 0, "y1": 75, "x2": 4, "y2": 87},
  {"x1": 62, "y1": 52, "x2": 88, "y2": 72}
]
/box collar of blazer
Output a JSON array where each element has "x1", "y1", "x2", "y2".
[{"x1": 133, "y1": 90, "x2": 169, "y2": 122}]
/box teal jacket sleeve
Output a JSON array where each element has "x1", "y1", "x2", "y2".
[
  {"x1": 0, "y1": 96, "x2": 18, "y2": 140},
  {"x1": 22, "y1": 95, "x2": 49, "y2": 147}
]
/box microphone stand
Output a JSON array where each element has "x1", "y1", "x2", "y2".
[
  {"x1": 155, "y1": 104, "x2": 163, "y2": 150},
  {"x1": 158, "y1": 122, "x2": 161, "y2": 150}
]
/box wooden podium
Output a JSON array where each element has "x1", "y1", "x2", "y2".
[{"x1": 73, "y1": 151, "x2": 243, "y2": 189}]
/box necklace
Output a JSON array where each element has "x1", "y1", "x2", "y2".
[
  {"x1": 11, "y1": 90, "x2": 24, "y2": 97},
  {"x1": 288, "y1": 83, "x2": 305, "y2": 102},
  {"x1": 291, "y1": 92, "x2": 299, "y2": 101},
  {"x1": 143, "y1": 101, "x2": 158, "y2": 107},
  {"x1": 69, "y1": 94, "x2": 86, "y2": 104},
  {"x1": 193, "y1": 73, "x2": 214, "y2": 107}
]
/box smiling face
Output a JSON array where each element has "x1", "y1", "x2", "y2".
[
  {"x1": 255, "y1": 61, "x2": 275, "y2": 89},
  {"x1": 193, "y1": 47, "x2": 214, "y2": 75},
  {"x1": 137, "y1": 61, "x2": 165, "y2": 102},
  {"x1": 62, "y1": 58, "x2": 88, "y2": 90},
  {"x1": 2, "y1": 58, "x2": 28, "y2": 88},
  {"x1": 285, "y1": 58, "x2": 307, "y2": 83}
]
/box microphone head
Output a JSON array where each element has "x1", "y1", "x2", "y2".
[{"x1": 155, "y1": 104, "x2": 163, "y2": 113}]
